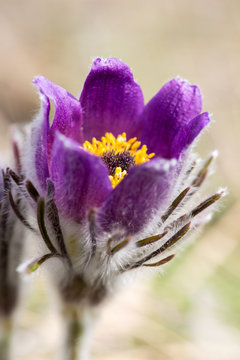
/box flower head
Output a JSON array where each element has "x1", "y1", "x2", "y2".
[
  {"x1": 27, "y1": 59, "x2": 209, "y2": 226},
  {"x1": 12, "y1": 58, "x2": 224, "y2": 305}
]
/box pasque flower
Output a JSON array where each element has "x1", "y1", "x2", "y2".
[
  {"x1": 8, "y1": 58, "x2": 224, "y2": 306},
  {"x1": 4, "y1": 57, "x2": 224, "y2": 360}
]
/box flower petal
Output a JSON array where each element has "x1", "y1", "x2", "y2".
[
  {"x1": 141, "y1": 77, "x2": 204, "y2": 159},
  {"x1": 97, "y1": 159, "x2": 177, "y2": 235},
  {"x1": 80, "y1": 58, "x2": 144, "y2": 141},
  {"x1": 30, "y1": 91, "x2": 50, "y2": 192},
  {"x1": 171, "y1": 112, "x2": 210, "y2": 158},
  {"x1": 33, "y1": 76, "x2": 83, "y2": 156},
  {"x1": 50, "y1": 133, "x2": 112, "y2": 221}
]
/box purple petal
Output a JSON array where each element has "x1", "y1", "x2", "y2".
[
  {"x1": 50, "y1": 133, "x2": 112, "y2": 221},
  {"x1": 171, "y1": 112, "x2": 210, "y2": 158},
  {"x1": 30, "y1": 92, "x2": 50, "y2": 192},
  {"x1": 33, "y1": 76, "x2": 83, "y2": 158},
  {"x1": 80, "y1": 58, "x2": 144, "y2": 141},
  {"x1": 141, "y1": 77, "x2": 205, "y2": 159},
  {"x1": 97, "y1": 159, "x2": 177, "y2": 235}
]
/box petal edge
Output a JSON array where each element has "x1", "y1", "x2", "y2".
[{"x1": 141, "y1": 77, "x2": 203, "y2": 159}]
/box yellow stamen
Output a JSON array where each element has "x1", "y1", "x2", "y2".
[
  {"x1": 109, "y1": 167, "x2": 127, "y2": 188},
  {"x1": 83, "y1": 132, "x2": 155, "y2": 187}
]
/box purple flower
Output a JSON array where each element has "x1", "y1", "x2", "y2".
[
  {"x1": 13, "y1": 57, "x2": 224, "y2": 304},
  {"x1": 28, "y1": 58, "x2": 209, "y2": 232}
]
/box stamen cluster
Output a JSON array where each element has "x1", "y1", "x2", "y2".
[{"x1": 83, "y1": 132, "x2": 155, "y2": 187}]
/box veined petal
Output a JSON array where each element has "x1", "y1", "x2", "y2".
[
  {"x1": 80, "y1": 58, "x2": 144, "y2": 141},
  {"x1": 33, "y1": 76, "x2": 83, "y2": 157},
  {"x1": 98, "y1": 159, "x2": 177, "y2": 235},
  {"x1": 141, "y1": 77, "x2": 205, "y2": 159},
  {"x1": 50, "y1": 133, "x2": 112, "y2": 221}
]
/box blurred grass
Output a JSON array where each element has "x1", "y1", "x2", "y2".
[
  {"x1": 1, "y1": 0, "x2": 240, "y2": 359},
  {"x1": 210, "y1": 247, "x2": 240, "y2": 329}
]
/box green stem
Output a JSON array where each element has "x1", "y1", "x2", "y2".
[
  {"x1": 0, "y1": 317, "x2": 13, "y2": 360},
  {"x1": 60, "y1": 304, "x2": 96, "y2": 360}
]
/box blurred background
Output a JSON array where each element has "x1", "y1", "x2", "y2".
[{"x1": 0, "y1": 0, "x2": 240, "y2": 359}]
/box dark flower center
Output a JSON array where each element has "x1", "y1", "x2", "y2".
[{"x1": 101, "y1": 150, "x2": 135, "y2": 176}]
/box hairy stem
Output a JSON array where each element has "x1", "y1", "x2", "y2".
[
  {"x1": 60, "y1": 304, "x2": 96, "y2": 360},
  {"x1": 0, "y1": 317, "x2": 13, "y2": 360}
]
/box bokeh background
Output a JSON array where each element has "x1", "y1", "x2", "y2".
[{"x1": 0, "y1": 0, "x2": 240, "y2": 359}]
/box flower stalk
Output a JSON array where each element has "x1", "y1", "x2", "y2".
[
  {"x1": 60, "y1": 304, "x2": 96, "y2": 360},
  {"x1": 0, "y1": 317, "x2": 13, "y2": 360}
]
